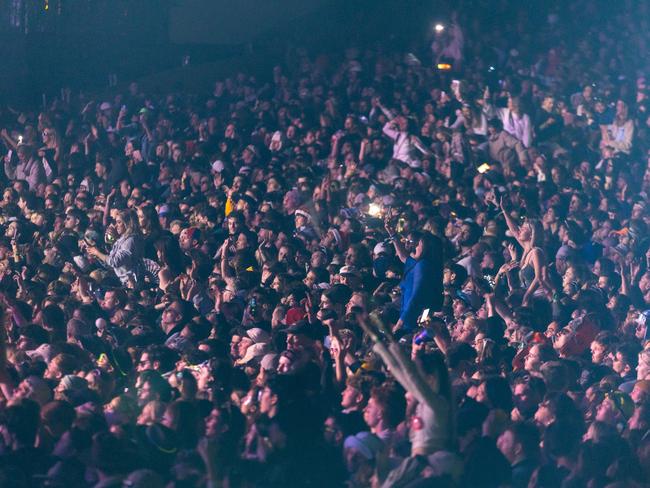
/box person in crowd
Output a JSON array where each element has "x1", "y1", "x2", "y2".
[{"x1": 0, "y1": 2, "x2": 647, "y2": 486}]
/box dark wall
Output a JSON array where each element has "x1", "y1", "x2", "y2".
[{"x1": 169, "y1": 0, "x2": 331, "y2": 45}]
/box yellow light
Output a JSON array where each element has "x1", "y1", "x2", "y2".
[
  {"x1": 477, "y1": 163, "x2": 491, "y2": 174},
  {"x1": 434, "y1": 23, "x2": 445, "y2": 33},
  {"x1": 368, "y1": 203, "x2": 382, "y2": 218},
  {"x1": 437, "y1": 63, "x2": 452, "y2": 71},
  {"x1": 44, "y1": 0, "x2": 49, "y2": 10}
]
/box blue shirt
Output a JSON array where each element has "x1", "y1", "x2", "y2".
[{"x1": 399, "y1": 256, "x2": 442, "y2": 330}]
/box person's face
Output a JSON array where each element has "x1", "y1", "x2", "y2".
[
  {"x1": 205, "y1": 408, "x2": 223, "y2": 438},
  {"x1": 311, "y1": 251, "x2": 326, "y2": 269},
  {"x1": 569, "y1": 195, "x2": 582, "y2": 213},
  {"x1": 17, "y1": 148, "x2": 29, "y2": 164},
  {"x1": 612, "y1": 352, "x2": 628, "y2": 376},
  {"x1": 137, "y1": 381, "x2": 157, "y2": 407},
  {"x1": 277, "y1": 355, "x2": 293, "y2": 375},
  {"x1": 4, "y1": 222, "x2": 17, "y2": 239},
  {"x1": 238, "y1": 337, "x2": 252, "y2": 358},
  {"x1": 590, "y1": 341, "x2": 606, "y2": 364},
  {"x1": 542, "y1": 97, "x2": 555, "y2": 112},
  {"x1": 341, "y1": 385, "x2": 362, "y2": 410},
  {"x1": 324, "y1": 416, "x2": 342, "y2": 446},
  {"x1": 137, "y1": 352, "x2": 152, "y2": 372},
  {"x1": 114, "y1": 215, "x2": 126, "y2": 235},
  {"x1": 270, "y1": 276, "x2": 282, "y2": 293},
  {"x1": 363, "y1": 397, "x2": 383, "y2": 429},
  {"x1": 259, "y1": 386, "x2": 275, "y2": 414},
  {"x1": 64, "y1": 213, "x2": 78, "y2": 230},
  {"x1": 524, "y1": 345, "x2": 542, "y2": 372},
  {"x1": 179, "y1": 229, "x2": 194, "y2": 250},
  {"x1": 534, "y1": 400, "x2": 554, "y2": 427},
  {"x1": 496, "y1": 430, "x2": 518, "y2": 465},
  {"x1": 513, "y1": 383, "x2": 537, "y2": 415},
  {"x1": 303, "y1": 271, "x2": 317, "y2": 289},
  {"x1": 562, "y1": 267, "x2": 577, "y2": 295},
  {"x1": 452, "y1": 299, "x2": 468, "y2": 320},
  {"x1": 137, "y1": 401, "x2": 158, "y2": 426},
  {"x1": 44, "y1": 361, "x2": 61, "y2": 380},
  {"x1": 595, "y1": 398, "x2": 618, "y2": 424},
  {"x1": 294, "y1": 214, "x2": 307, "y2": 229},
  {"x1": 162, "y1": 302, "x2": 183, "y2": 326},
  {"x1": 227, "y1": 217, "x2": 240, "y2": 235},
  {"x1": 236, "y1": 233, "x2": 248, "y2": 251},
  {"x1": 631, "y1": 383, "x2": 648, "y2": 405},
  {"x1": 278, "y1": 246, "x2": 291, "y2": 263},
  {"x1": 101, "y1": 291, "x2": 117, "y2": 311},
  {"x1": 286, "y1": 333, "x2": 310, "y2": 352},
  {"x1": 410, "y1": 238, "x2": 424, "y2": 259}
]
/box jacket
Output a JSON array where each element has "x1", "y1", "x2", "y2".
[
  {"x1": 107, "y1": 234, "x2": 145, "y2": 286},
  {"x1": 4, "y1": 157, "x2": 46, "y2": 190}
]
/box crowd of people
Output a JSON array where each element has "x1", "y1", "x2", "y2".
[{"x1": 0, "y1": 1, "x2": 649, "y2": 486}]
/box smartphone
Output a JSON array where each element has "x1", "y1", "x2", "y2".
[
  {"x1": 477, "y1": 163, "x2": 491, "y2": 174},
  {"x1": 397, "y1": 217, "x2": 406, "y2": 233}
]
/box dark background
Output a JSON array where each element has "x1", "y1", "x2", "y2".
[
  {"x1": 0, "y1": 0, "x2": 568, "y2": 105},
  {"x1": 0, "y1": 0, "x2": 450, "y2": 103}
]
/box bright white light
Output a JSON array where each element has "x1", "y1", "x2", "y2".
[
  {"x1": 368, "y1": 203, "x2": 382, "y2": 218},
  {"x1": 434, "y1": 23, "x2": 445, "y2": 33}
]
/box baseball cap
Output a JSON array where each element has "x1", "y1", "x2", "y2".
[
  {"x1": 59, "y1": 375, "x2": 89, "y2": 394},
  {"x1": 606, "y1": 391, "x2": 635, "y2": 419},
  {"x1": 239, "y1": 343, "x2": 270, "y2": 365},
  {"x1": 284, "y1": 320, "x2": 323, "y2": 341},
  {"x1": 246, "y1": 328, "x2": 271, "y2": 344},
  {"x1": 343, "y1": 432, "x2": 383, "y2": 460},
  {"x1": 339, "y1": 266, "x2": 360, "y2": 277}
]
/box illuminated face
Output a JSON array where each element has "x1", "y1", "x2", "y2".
[
  {"x1": 115, "y1": 215, "x2": 126, "y2": 236},
  {"x1": 363, "y1": 397, "x2": 383, "y2": 429},
  {"x1": 179, "y1": 229, "x2": 194, "y2": 250}
]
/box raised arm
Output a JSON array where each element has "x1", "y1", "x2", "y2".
[
  {"x1": 382, "y1": 120, "x2": 400, "y2": 141},
  {"x1": 385, "y1": 219, "x2": 409, "y2": 263},
  {"x1": 499, "y1": 196, "x2": 527, "y2": 248}
]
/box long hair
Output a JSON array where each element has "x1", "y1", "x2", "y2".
[
  {"x1": 528, "y1": 218, "x2": 545, "y2": 248},
  {"x1": 417, "y1": 231, "x2": 443, "y2": 262},
  {"x1": 154, "y1": 235, "x2": 186, "y2": 276},
  {"x1": 138, "y1": 204, "x2": 162, "y2": 235},
  {"x1": 117, "y1": 209, "x2": 140, "y2": 238}
]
